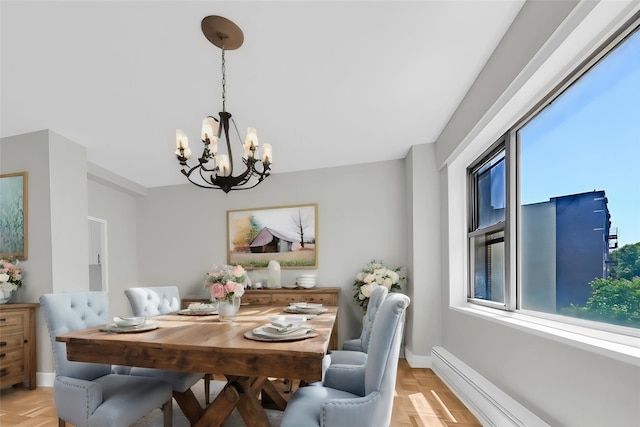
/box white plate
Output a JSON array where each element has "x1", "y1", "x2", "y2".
[
  {"x1": 177, "y1": 308, "x2": 218, "y2": 316},
  {"x1": 188, "y1": 303, "x2": 217, "y2": 312},
  {"x1": 284, "y1": 306, "x2": 328, "y2": 314},
  {"x1": 101, "y1": 321, "x2": 159, "y2": 333},
  {"x1": 244, "y1": 330, "x2": 318, "y2": 342},
  {"x1": 251, "y1": 324, "x2": 314, "y2": 339},
  {"x1": 113, "y1": 316, "x2": 145, "y2": 327}
]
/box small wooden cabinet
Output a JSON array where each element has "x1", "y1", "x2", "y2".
[
  {"x1": 0, "y1": 303, "x2": 38, "y2": 389},
  {"x1": 183, "y1": 287, "x2": 340, "y2": 349}
]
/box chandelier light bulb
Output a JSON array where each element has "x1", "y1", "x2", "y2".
[
  {"x1": 262, "y1": 144, "x2": 272, "y2": 164},
  {"x1": 201, "y1": 117, "x2": 219, "y2": 142},
  {"x1": 176, "y1": 129, "x2": 188, "y2": 149}
]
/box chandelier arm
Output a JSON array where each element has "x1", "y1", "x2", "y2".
[
  {"x1": 199, "y1": 165, "x2": 216, "y2": 187},
  {"x1": 181, "y1": 167, "x2": 216, "y2": 189}
]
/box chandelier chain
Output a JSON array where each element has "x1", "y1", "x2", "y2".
[{"x1": 221, "y1": 41, "x2": 226, "y2": 113}]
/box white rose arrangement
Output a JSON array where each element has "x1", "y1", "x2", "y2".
[{"x1": 353, "y1": 260, "x2": 404, "y2": 310}]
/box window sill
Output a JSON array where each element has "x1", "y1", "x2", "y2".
[{"x1": 451, "y1": 305, "x2": 640, "y2": 367}]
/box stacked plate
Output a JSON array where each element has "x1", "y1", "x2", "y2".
[
  {"x1": 242, "y1": 315, "x2": 314, "y2": 341},
  {"x1": 296, "y1": 274, "x2": 317, "y2": 288}
]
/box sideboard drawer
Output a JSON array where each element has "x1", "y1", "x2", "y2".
[
  {"x1": 271, "y1": 291, "x2": 338, "y2": 306},
  {"x1": 0, "y1": 312, "x2": 24, "y2": 332},
  {"x1": 0, "y1": 360, "x2": 26, "y2": 388},
  {"x1": 0, "y1": 304, "x2": 38, "y2": 390},
  {"x1": 0, "y1": 332, "x2": 23, "y2": 350},
  {"x1": 0, "y1": 346, "x2": 25, "y2": 364},
  {"x1": 242, "y1": 294, "x2": 272, "y2": 305}
]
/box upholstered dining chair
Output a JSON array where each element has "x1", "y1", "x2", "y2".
[
  {"x1": 280, "y1": 292, "x2": 410, "y2": 427},
  {"x1": 342, "y1": 285, "x2": 388, "y2": 352},
  {"x1": 322, "y1": 285, "x2": 389, "y2": 374},
  {"x1": 40, "y1": 291, "x2": 173, "y2": 427},
  {"x1": 123, "y1": 286, "x2": 209, "y2": 413}
]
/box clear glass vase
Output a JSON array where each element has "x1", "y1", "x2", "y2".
[
  {"x1": 0, "y1": 288, "x2": 14, "y2": 304},
  {"x1": 218, "y1": 296, "x2": 240, "y2": 322}
]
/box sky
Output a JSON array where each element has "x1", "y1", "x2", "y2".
[{"x1": 519, "y1": 28, "x2": 639, "y2": 247}]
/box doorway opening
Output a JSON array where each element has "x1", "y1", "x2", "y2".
[{"x1": 88, "y1": 217, "x2": 108, "y2": 292}]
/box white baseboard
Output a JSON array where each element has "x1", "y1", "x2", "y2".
[
  {"x1": 37, "y1": 372, "x2": 54, "y2": 387},
  {"x1": 403, "y1": 347, "x2": 432, "y2": 368},
  {"x1": 431, "y1": 346, "x2": 550, "y2": 427}
]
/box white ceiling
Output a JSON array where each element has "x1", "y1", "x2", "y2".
[{"x1": 1, "y1": 1, "x2": 524, "y2": 188}]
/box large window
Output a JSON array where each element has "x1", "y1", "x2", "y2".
[{"x1": 468, "y1": 18, "x2": 640, "y2": 331}]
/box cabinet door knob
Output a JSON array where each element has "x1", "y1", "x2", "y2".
[
  {"x1": 0, "y1": 353, "x2": 5, "y2": 358},
  {"x1": 0, "y1": 368, "x2": 8, "y2": 377},
  {"x1": 0, "y1": 318, "x2": 6, "y2": 321},
  {"x1": 0, "y1": 342, "x2": 6, "y2": 347}
]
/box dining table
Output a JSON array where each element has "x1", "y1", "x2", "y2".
[{"x1": 56, "y1": 304, "x2": 338, "y2": 427}]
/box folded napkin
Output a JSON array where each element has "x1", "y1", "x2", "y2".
[
  {"x1": 269, "y1": 321, "x2": 299, "y2": 332},
  {"x1": 254, "y1": 323, "x2": 314, "y2": 338}
]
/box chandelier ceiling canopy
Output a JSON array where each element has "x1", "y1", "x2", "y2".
[{"x1": 175, "y1": 15, "x2": 272, "y2": 193}]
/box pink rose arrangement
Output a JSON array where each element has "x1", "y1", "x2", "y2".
[
  {"x1": 0, "y1": 258, "x2": 23, "y2": 293},
  {"x1": 204, "y1": 264, "x2": 251, "y2": 303}
]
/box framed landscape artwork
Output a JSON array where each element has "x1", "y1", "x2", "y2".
[
  {"x1": 0, "y1": 172, "x2": 28, "y2": 259},
  {"x1": 227, "y1": 203, "x2": 318, "y2": 269}
]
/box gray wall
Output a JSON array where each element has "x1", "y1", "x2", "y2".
[
  {"x1": 404, "y1": 144, "x2": 441, "y2": 363},
  {"x1": 135, "y1": 160, "x2": 410, "y2": 346},
  {"x1": 1, "y1": 130, "x2": 90, "y2": 374}
]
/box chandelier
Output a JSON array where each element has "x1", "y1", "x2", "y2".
[{"x1": 175, "y1": 16, "x2": 272, "y2": 193}]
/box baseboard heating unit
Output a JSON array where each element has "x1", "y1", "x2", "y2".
[{"x1": 431, "y1": 346, "x2": 550, "y2": 427}]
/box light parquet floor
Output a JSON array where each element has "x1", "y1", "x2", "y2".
[{"x1": 0, "y1": 359, "x2": 481, "y2": 427}]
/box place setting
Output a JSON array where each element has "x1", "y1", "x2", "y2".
[
  {"x1": 177, "y1": 302, "x2": 219, "y2": 316},
  {"x1": 244, "y1": 315, "x2": 318, "y2": 342},
  {"x1": 101, "y1": 316, "x2": 159, "y2": 333},
  {"x1": 283, "y1": 301, "x2": 329, "y2": 314}
]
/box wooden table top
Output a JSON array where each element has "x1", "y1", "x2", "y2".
[{"x1": 56, "y1": 305, "x2": 337, "y2": 382}]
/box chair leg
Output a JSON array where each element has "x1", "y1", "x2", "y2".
[
  {"x1": 162, "y1": 399, "x2": 173, "y2": 427},
  {"x1": 58, "y1": 419, "x2": 66, "y2": 427}
]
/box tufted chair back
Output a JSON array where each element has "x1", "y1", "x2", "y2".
[
  {"x1": 125, "y1": 286, "x2": 181, "y2": 316},
  {"x1": 364, "y1": 293, "x2": 409, "y2": 421},
  {"x1": 40, "y1": 291, "x2": 112, "y2": 380},
  {"x1": 342, "y1": 285, "x2": 388, "y2": 352},
  {"x1": 360, "y1": 286, "x2": 388, "y2": 352}
]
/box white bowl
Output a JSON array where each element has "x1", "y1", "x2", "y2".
[
  {"x1": 289, "y1": 302, "x2": 307, "y2": 308},
  {"x1": 113, "y1": 316, "x2": 145, "y2": 327}
]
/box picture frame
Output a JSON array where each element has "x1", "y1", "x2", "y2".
[
  {"x1": 0, "y1": 172, "x2": 28, "y2": 259},
  {"x1": 227, "y1": 203, "x2": 318, "y2": 269}
]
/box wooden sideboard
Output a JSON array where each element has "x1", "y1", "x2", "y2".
[
  {"x1": 0, "y1": 303, "x2": 38, "y2": 389},
  {"x1": 183, "y1": 287, "x2": 340, "y2": 349}
]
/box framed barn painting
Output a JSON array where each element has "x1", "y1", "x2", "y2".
[
  {"x1": 0, "y1": 172, "x2": 28, "y2": 259},
  {"x1": 227, "y1": 203, "x2": 318, "y2": 269}
]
